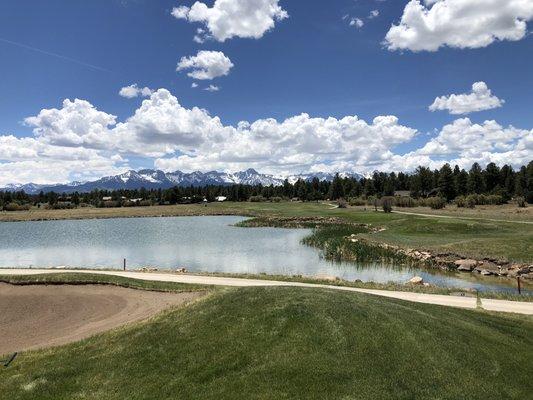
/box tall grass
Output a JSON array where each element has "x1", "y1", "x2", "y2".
[{"x1": 302, "y1": 225, "x2": 410, "y2": 264}]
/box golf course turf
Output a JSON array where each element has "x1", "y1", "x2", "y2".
[{"x1": 1, "y1": 286, "x2": 532, "y2": 399}]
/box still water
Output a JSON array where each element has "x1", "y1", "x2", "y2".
[{"x1": 0, "y1": 215, "x2": 528, "y2": 293}]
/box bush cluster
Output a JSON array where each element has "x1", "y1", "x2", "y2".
[
  {"x1": 381, "y1": 197, "x2": 393, "y2": 213},
  {"x1": 2, "y1": 202, "x2": 31, "y2": 212},
  {"x1": 455, "y1": 194, "x2": 504, "y2": 208},
  {"x1": 419, "y1": 197, "x2": 446, "y2": 209},
  {"x1": 515, "y1": 196, "x2": 527, "y2": 208}
]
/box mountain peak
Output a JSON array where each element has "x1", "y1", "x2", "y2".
[{"x1": 1, "y1": 169, "x2": 362, "y2": 194}]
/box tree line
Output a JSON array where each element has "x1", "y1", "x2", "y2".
[{"x1": 1, "y1": 161, "x2": 532, "y2": 210}]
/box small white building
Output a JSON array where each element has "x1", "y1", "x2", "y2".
[
  {"x1": 215, "y1": 196, "x2": 227, "y2": 202},
  {"x1": 102, "y1": 196, "x2": 112, "y2": 201}
]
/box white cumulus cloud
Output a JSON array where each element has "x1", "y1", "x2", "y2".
[
  {"x1": 177, "y1": 50, "x2": 234, "y2": 80},
  {"x1": 429, "y1": 82, "x2": 505, "y2": 114},
  {"x1": 119, "y1": 84, "x2": 153, "y2": 98},
  {"x1": 171, "y1": 0, "x2": 288, "y2": 42},
  {"x1": 24, "y1": 98, "x2": 117, "y2": 149},
  {"x1": 385, "y1": 0, "x2": 533, "y2": 52},
  {"x1": 2, "y1": 88, "x2": 531, "y2": 185}
]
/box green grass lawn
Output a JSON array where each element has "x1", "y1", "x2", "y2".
[
  {"x1": 0, "y1": 273, "x2": 213, "y2": 293},
  {"x1": 220, "y1": 202, "x2": 533, "y2": 262},
  {"x1": 2, "y1": 286, "x2": 532, "y2": 399}
]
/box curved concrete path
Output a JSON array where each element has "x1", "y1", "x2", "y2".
[
  {"x1": 391, "y1": 209, "x2": 533, "y2": 225},
  {"x1": 1, "y1": 269, "x2": 532, "y2": 315}
]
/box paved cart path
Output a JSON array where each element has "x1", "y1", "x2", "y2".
[{"x1": 2, "y1": 269, "x2": 532, "y2": 315}]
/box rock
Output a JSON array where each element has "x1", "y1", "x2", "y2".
[
  {"x1": 474, "y1": 262, "x2": 500, "y2": 275},
  {"x1": 507, "y1": 264, "x2": 530, "y2": 277},
  {"x1": 454, "y1": 259, "x2": 478, "y2": 271},
  {"x1": 423, "y1": 282, "x2": 431, "y2": 287},
  {"x1": 408, "y1": 276, "x2": 424, "y2": 285},
  {"x1": 521, "y1": 273, "x2": 533, "y2": 281},
  {"x1": 498, "y1": 268, "x2": 509, "y2": 276}
]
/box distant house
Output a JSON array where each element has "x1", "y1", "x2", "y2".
[
  {"x1": 131, "y1": 198, "x2": 144, "y2": 203},
  {"x1": 394, "y1": 190, "x2": 411, "y2": 197},
  {"x1": 102, "y1": 196, "x2": 112, "y2": 201},
  {"x1": 215, "y1": 196, "x2": 227, "y2": 202}
]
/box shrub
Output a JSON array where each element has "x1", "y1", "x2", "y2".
[
  {"x1": 349, "y1": 197, "x2": 366, "y2": 206},
  {"x1": 486, "y1": 194, "x2": 504, "y2": 205},
  {"x1": 456, "y1": 195, "x2": 475, "y2": 208},
  {"x1": 365, "y1": 196, "x2": 380, "y2": 210},
  {"x1": 382, "y1": 197, "x2": 393, "y2": 213},
  {"x1": 516, "y1": 196, "x2": 527, "y2": 208},
  {"x1": 337, "y1": 198, "x2": 348, "y2": 208},
  {"x1": 3, "y1": 203, "x2": 31, "y2": 212},
  {"x1": 422, "y1": 197, "x2": 446, "y2": 209},
  {"x1": 249, "y1": 195, "x2": 265, "y2": 202},
  {"x1": 271, "y1": 197, "x2": 282, "y2": 203},
  {"x1": 394, "y1": 196, "x2": 418, "y2": 208},
  {"x1": 102, "y1": 200, "x2": 121, "y2": 208}
]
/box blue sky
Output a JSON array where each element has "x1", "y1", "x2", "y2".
[{"x1": 0, "y1": 0, "x2": 532, "y2": 184}]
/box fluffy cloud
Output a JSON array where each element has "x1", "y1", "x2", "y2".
[
  {"x1": 0, "y1": 158, "x2": 125, "y2": 187},
  {"x1": 119, "y1": 84, "x2": 153, "y2": 98},
  {"x1": 385, "y1": 0, "x2": 533, "y2": 52},
  {"x1": 0, "y1": 134, "x2": 125, "y2": 186},
  {"x1": 24, "y1": 99, "x2": 117, "y2": 149},
  {"x1": 2, "y1": 88, "x2": 531, "y2": 185},
  {"x1": 382, "y1": 118, "x2": 533, "y2": 172},
  {"x1": 429, "y1": 82, "x2": 505, "y2": 114},
  {"x1": 171, "y1": 0, "x2": 288, "y2": 42},
  {"x1": 417, "y1": 118, "x2": 530, "y2": 157},
  {"x1": 177, "y1": 51, "x2": 234, "y2": 80},
  {"x1": 111, "y1": 89, "x2": 233, "y2": 157}
]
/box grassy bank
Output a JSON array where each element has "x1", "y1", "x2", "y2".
[
  {"x1": 1, "y1": 286, "x2": 532, "y2": 399},
  {"x1": 0, "y1": 273, "x2": 213, "y2": 293}
]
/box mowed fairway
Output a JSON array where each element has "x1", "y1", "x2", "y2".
[{"x1": 1, "y1": 286, "x2": 532, "y2": 400}]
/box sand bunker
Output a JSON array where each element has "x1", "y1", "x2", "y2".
[{"x1": 0, "y1": 283, "x2": 203, "y2": 355}]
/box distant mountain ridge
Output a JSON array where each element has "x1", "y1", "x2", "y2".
[{"x1": 1, "y1": 169, "x2": 363, "y2": 194}]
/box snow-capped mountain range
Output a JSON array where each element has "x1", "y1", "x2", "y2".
[{"x1": 1, "y1": 169, "x2": 363, "y2": 194}]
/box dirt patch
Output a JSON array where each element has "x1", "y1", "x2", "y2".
[{"x1": 0, "y1": 283, "x2": 203, "y2": 355}]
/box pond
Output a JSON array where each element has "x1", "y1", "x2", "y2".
[{"x1": 0, "y1": 215, "x2": 528, "y2": 294}]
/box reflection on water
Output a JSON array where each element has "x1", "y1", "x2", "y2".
[{"x1": 0, "y1": 215, "x2": 529, "y2": 294}]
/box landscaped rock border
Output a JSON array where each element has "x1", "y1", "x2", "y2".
[{"x1": 346, "y1": 235, "x2": 533, "y2": 281}]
